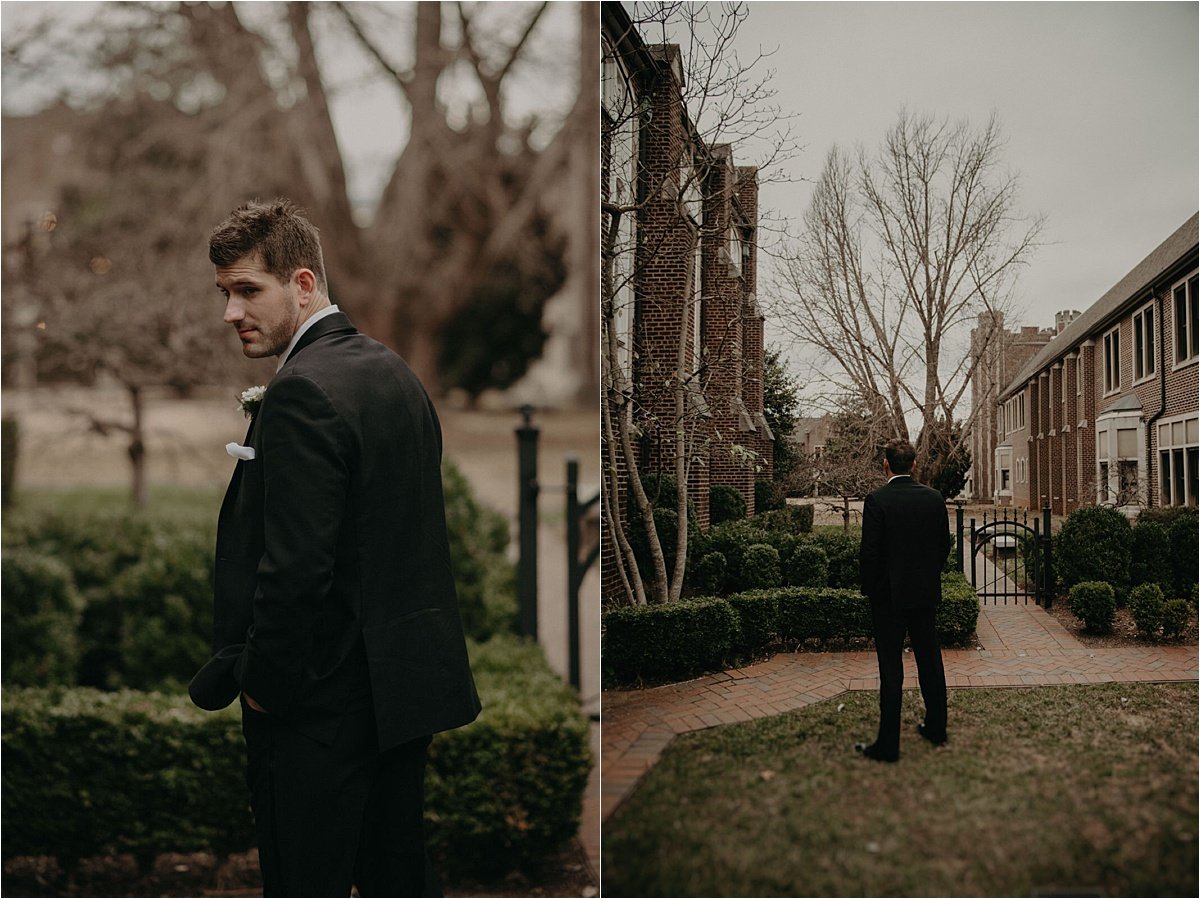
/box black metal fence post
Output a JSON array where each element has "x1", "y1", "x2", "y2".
[
  {"x1": 1042, "y1": 502, "x2": 1054, "y2": 610},
  {"x1": 955, "y1": 502, "x2": 964, "y2": 574},
  {"x1": 969, "y1": 517, "x2": 977, "y2": 589},
  {"x1": 516, "y1": 405, "x2": 539, "y2": 639},
  {"x1": 566, "y1": 457, "x2": 581, "y2": 690},
  {"x1": 566, "y1": 456, "x2": 601, "y2": 693}
]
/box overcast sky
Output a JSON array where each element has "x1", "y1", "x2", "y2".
[{"x1": 726, "y1": 1, "x2": 1198, "y2": 362}]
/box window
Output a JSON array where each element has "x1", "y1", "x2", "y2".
[
  {"x1": 1173, "y1": 274, "x2": 1198, "y2": 365},
  {"x1": 1132, "y1": 303, "x2": 1155, "y2": 381},
  {"x1": 995, "y1": 447, "x2": 1013, "y2": 497},
  {"x1": 1102, "y1": 326, "x2": 1121, "y2": 394},
  {"x1": 1158, "y1": 414, "x2": 1199, "y2": 507},
  {"x1": 727, "y1": 226, "x2": 742, "y2": 277},
  {"x1": 1096, "y1": 412, "x2": 1143, "y2": 507}
]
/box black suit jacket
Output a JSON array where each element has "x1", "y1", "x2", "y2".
[
  {"x1": 191, "y1": 312, "x2": 481, "y2": 750},
  {"x1": 858, "y1": 476, "x2": 952, "y2": 611}
]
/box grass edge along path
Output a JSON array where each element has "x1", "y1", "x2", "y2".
[{"x1": 602, "y1": 682, "x2": 1199, "y2": 898}]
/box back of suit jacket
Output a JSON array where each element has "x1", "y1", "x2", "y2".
[
  {"x1": 214, "y1": 313, "x2": 481, "y2": 750},
  {"x1": 859, "y1": 477, "x2": 952, "y2": 610}
]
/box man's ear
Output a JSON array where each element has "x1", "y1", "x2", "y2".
[{"x1": 293, "y1": 268, "x2": 318, "y2": 305}]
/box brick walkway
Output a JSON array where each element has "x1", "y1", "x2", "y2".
[{"x1": 601, "y1": 599, "x2": 1198, "y2": 822}]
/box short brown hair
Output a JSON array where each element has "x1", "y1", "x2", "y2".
[
  {"x1": 208, "y1": 198, "x2": 327, "y2": 293},
  {"x1": 883, "y1": 438, "x2": 916, "y2": 475}
]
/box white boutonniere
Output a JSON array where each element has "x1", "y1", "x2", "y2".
[{"x1": 238, "y1": 385, "x2": 266, "y2": 419}]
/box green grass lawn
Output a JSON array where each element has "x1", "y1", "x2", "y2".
[
  {"x1": 6, "y1": 484, "x2": 223, "y2": 525},
  {"x1": 603, "y1": 683, "x2": 1198, "y2": 897}
]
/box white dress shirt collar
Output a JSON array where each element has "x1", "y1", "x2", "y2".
[
  {"x1": 887, "y1": 473, "x2": 912, "y2": 483},
  {"x1": 278, "y1": 304, "x2": 340, "y2": 371}
]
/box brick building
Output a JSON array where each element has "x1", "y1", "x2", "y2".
[
  {"x1": 993, "y1": 213, "x2": 1198, "y2": 515},
  {"x1": 967, "y1": 312, "x2": 1066, "y2": 502},
  {"x1": 601, "y1": 4, "x2": 770, "y2": 601}
]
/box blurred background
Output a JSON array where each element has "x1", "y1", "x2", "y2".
[{"x1": 1, "y1": 2, "x2": 599, "y2": 894}]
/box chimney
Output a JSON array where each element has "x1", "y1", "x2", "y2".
[{"x1": 1055, "y1": 309, "x2": 1082, "y2": 334}]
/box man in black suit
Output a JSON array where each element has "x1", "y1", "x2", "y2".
[
  {"x1": 189, "y1": 199, "x2": 481, "y2": 896},
  {"x1": 856, "y1": 438, "x2": 952, "y2": 762}
]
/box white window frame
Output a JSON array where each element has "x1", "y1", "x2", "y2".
[
  {"x1": 1157, "y1": 412, "x2": 1199, "y2": 507},
  {"x1": 995, "y1": 446, "x2": 1013, "y2": 498},
  {"x1": 1095, "y1": 409, "x2": 1144, "y2": 511},
  {"x1": 1132, "y1": 301, "x2": 1156, "y2": 384},
  {"x1": 1172, "y1": 272, "x2": 1199, "y2": 368},
  {"x1": 1102, "y1": 325, "x2": 1121, "y2": 396}
]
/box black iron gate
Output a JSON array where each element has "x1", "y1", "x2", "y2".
[{"x1": 955, "y1": 503, "x2": 1054, "y2": 608}]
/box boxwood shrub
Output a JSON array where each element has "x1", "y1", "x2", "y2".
[
  {"x1": 1069, "y1": 581, "x2": 1116, "y2": 633},
  {"x1": 1129, "y1": 583, "x2": 1166, "y2": 638},
  {"x1": 603, "y1": 571, "x2": 979, "y2": 684},
  {"x1": 785, "y1": 541, "x2": 828, "y2": 588},
  {"x1": 709, "y1": 484, "x2": 747, "y2": 525},
  {"x1": 741, "y1": 543, "x2": 782, "y2": 590},
  {"x1": 813, "y1": 530, "x2": 861, "y2": 590},
  {"x1": 1, "y1": 460, "x2": 518, "y2": 690},
  {"x1": 602, "y1": 597, "x2": 739, "y2": 683},
  {"x1": 0, "y1": 636, "x2": 589, "y2": 878},
  {"x1": 1161, "y1": 598, "x2": 1190, "y2": 639},
  {"x1": 754, "y1": 504, "x2": 814, "y2": 534},
  {"x1": 1130, "y1": 518, "x2": 1172, "y2": 594},
  {"x1": 1, "y1": 549, "x2": 82, "y2": 686},
  {"x1": 725, "y1": 592, "x2": 781, "y2": 654},
  {"x1": 1055, "y1": 506, "x2": 1132, "y2": 600}
]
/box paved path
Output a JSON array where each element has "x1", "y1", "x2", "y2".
[{"x1": 601, "y1": 599, "x2": 1197, "y2": 822}]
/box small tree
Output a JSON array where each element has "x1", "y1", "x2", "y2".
[
  {"x1": 917, "y1": 417, "x2": 971, "y2": 499},
  {"x1": 762, "y1": 346, "x2": 802, "y2": 484}
]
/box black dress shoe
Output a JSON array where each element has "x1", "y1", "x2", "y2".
[
  {"x1": 854, "y1": 741, "x2": 898, "y2": 763},
  {"x1": 916, "y1": 723, "x2": 947, "y2": 746}
]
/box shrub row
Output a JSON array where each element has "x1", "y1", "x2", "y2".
[
  {"x1": 1055, "y1": 504, "x2": 1198, "y2": 603},
  {"x1": 688, "y1": 520, "x2": 849, "y2": 596},
  {"x1": 603, "y1": 571, "x2": 979, "y2": 684},
  {"x1": 0, "y1": 635, "x2": 589, "y2": 877},
  {"x1": 1, "y1": 460, "x2": 517, "y2": 690}
]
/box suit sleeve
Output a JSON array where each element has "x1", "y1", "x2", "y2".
[
  {"x1": 859, "y1": 493, "x2": 885, "y2": 601},
  {"x1": 235, "y1": 374, "x2": 350, "y2": 716}
]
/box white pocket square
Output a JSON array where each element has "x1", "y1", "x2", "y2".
[{"x1": 225, "y1": 442, "x2": 256, "y2": 461}]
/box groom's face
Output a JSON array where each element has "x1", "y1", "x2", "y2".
[{"x1": 216, "y1": 252, "x2": 302, "y2": 359}]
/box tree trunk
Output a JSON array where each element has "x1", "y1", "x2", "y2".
[{"x1": 126, "y1": 384, "x2": 148, "y2": 510}]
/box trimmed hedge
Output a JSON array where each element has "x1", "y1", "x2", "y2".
[
  {"x1": 709, "y1": 484, "x2": 747, "y2": 525},
  {"x1": 785, "y1": 542, "x2": 828, "y2": 588},
  {"x1": 742, "y1": 544, "x2": 781, "y2": 590},
  {"x1": 1069, "y1": 581, "x2": 1116, "y2": 634},
  {"x1": 1, "y1": 460, "x2": 518, "y2": 689},
  {"x1": 1130, "y1": 519, "x2": 1173, "y2": 595},
  {"x1": 1129, "y1": 583, "x2": 1166, "y2": 638},
  {"x1": 602, "y1": 597, "x2": 739, "y2": 683},
  {"x1": 754, "y1": 504, "x2": 814, "y2": 534},
  {"x1": 1055, "y1": 506, "x2": 1132, "y2": 600},
  {"x1": 0, "y1": 636, "x2": 589, "y2": 877},
  {"x1": 813, "y1": 530, "x2": 861, "y2": 590},
  {"x1": 603, "y1": 571, "x2": 980, "y2": 684},
  {"x1": 1, "y1": 549, "x2": 82, "y2": 686},
  {"x1": 1162, "y1": 599, "x2": 1190, "y2": 639}
]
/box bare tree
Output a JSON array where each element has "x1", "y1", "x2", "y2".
[
  {"x1": 3, "y1": 1, "x2": 582, "y2": 394},
  {"x1": 601, "y1": 2, "x2": 796, "y2": 605},
  {"x1": 3, "y1": 1, "x2": 587, "y2": 504},
  {"x1": 772, "y1": 110, "x2": 1043, "y2": 485}
]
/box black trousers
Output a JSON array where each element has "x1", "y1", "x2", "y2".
[
  {"x1": 869, "y1": 601, "x2": 947, "y2": 757},
  {"x1": 241, "y1": 698, "x2": 440, "y2": 897}
]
